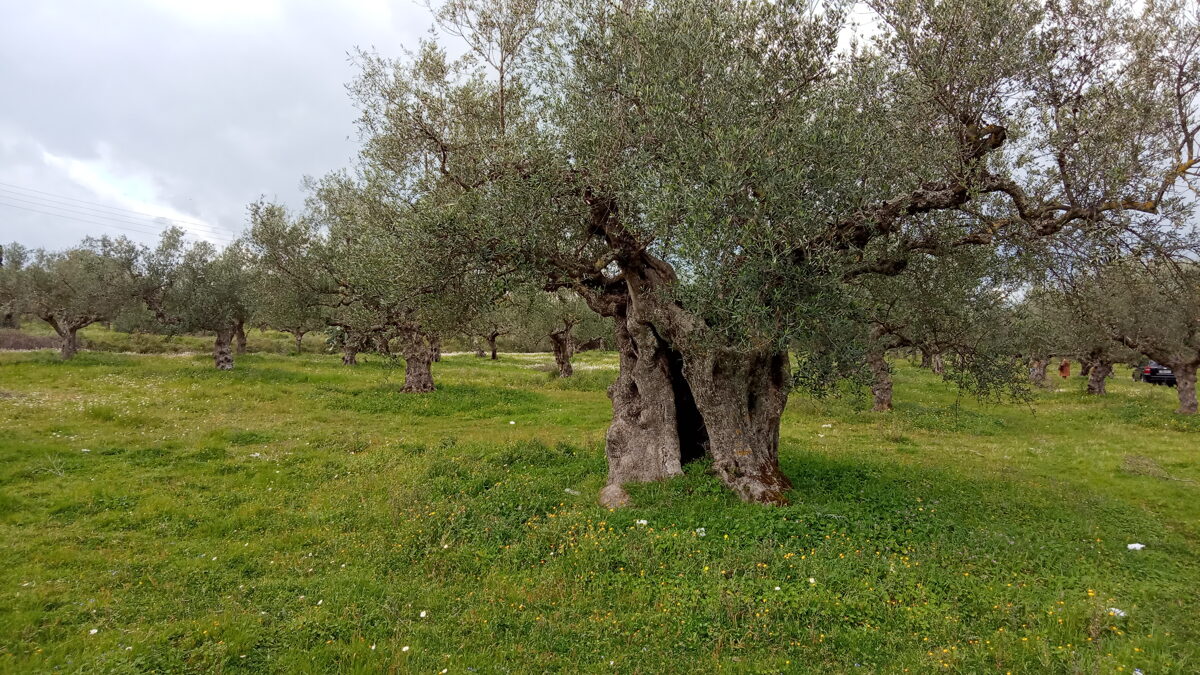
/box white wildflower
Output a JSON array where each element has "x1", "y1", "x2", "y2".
[
  {"x1": 81, "y1": 448, "x2": 90, "y2": 453},
  {"x1": 808, "y1": 578, "x2": 816, "y2": 584},
  {"x1": 821, "y1": 424, "x2": 832, "y2": 428},
  {"x1": 1108, "y1": 607, "x2": 1127, "y2": 618},
  {"x1": 635, "y1": 519, "x2": 648, "y2": 526},
  {"x1": 419, "y1": 611, "x2": 427, "y2": 618},
  {"x1": 1127, "y1": 543, "x2": 1145, "y2": 550},
  {"x1": 695, "y1": 527, "x2": 706, "y2": 537},
  {"x1": 774, "y1": 586, "x2": 781, "y2": 591},
  {"x1": 370, "y1": 644, "x2": 376, "y2": 650},
  {"x1": 509, "y1": 421, "x2": 515, "y2": 425},
  {"x1": 402, "y1": 646, "x2": 410, "y2": 652},
  {"x1": 89, "y1": 628, "x2": 98, "y2": 635}
]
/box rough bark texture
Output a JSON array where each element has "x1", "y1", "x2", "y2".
[
  {"x1": 487, "y1": 332, "x2": 500, "y2": 360},
  {"x1": 1086, "y1": 360, "x2": 1113, "y2": 395},
  {"x1": 341, "y1": 346, "x2": 358, "y2": 366},
  {"x1": 59, "y1": 327, "x2": 78, "y2": 360},
  {"x1": 594, "y1": 303, "x2": 694, "y2": 508},
  {"x1": 930, "y1": 352, "x2": 945, "y2": 375},
  {"x1": 292, "y1": 331, "x2": 305, "y2": 353},
  {"x1": 1174, "y1": 363, "x2": 1198, "y2": 415},
  {"x1": 214, "y1": 328, "x2": 234, "y2": 370},
  {"x1": 682, "y1": 348, "x2": 792, "y2": 505},
  {"x1": 475, "y1": 347, "x2": 486, "y2": 358},
  {"x1": 1029, "y1": 358, "x2": 1049, "y2": 387},
  {"x1": 577, "y1": 337, "x2": 605, "y2": 352},
  {"x1": 549, "y1": 321, "x2": 577, "y2": 378},
  {"x1": 400, "y1": 329, "x2": 437, "y2": 393},
  {"x1": 1080, "y1": 360, "x2": 1094, "y2": 378},
  {"x1": 919, "y1": 348, "x2": 933, "y2": 369},
  {"x1": 867, "y1": 346, "x2": 893, "y2": 412},
  {"x1": 431, "y1": 337, "x2": 442, "y2": 363},
  {"x1": 234, "y1": 321, "x2": 247, "y2": 355}
]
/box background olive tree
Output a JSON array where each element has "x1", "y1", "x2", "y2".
[{"x1": 19, "y1": 244, "x2": 135, "y2": 359}]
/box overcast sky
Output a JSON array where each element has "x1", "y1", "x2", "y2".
[{"x1": 0, "y1": 0, "x2": 434, "y2": 250}]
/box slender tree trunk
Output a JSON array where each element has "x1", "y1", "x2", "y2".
[
  {"x1": 234, "y1": 321, "x2": 247, "y2": 355},
  {"x1": 59, "y1": 327, "x2": 78, "y2": 360},
  {"x1": 549, "y1": 324, "x2": 576, "y2": 377},
  {"x1": 597, "y1": 306, "x2": 696, "y2": 508},
  {"x1": 919, "y1": 347, "x2": 932, "y2": 369},
  {"x1": 398, "y1": 328, "x2": 437, "y2": 393},
  {"x1": 1174, "y1": 363, "x2": 1198, "y2": 415},
  {"x1": 488, "y1": 332, "x2": 499, "y2": 360},
  {"x1": 1029, "y1": 357, "x2": 1049, "y2": 387},
  {"x1": 342, "y1": 345, "x2": 358, "y2": 366},
  {"x1": 1086, "y1": 360, "x2": 1113, "y2": 395},
  {"x1": 214, "y1": 327, "x2": 235, "y2": 370},
  {"x1": 930, "y1": 352, "x2": 945, "y2": 375},
  {"x1": 431, "y1": 336, "x2": 442, "y2": 363},
  {"x1": 867, "y1": 345, "x2": 893, "y2": 412},
  {"x1": 293, "y1": 331, "x2": 305, "y2": 353},
  {"x1": 682, "y1": 348, "x2": 792, "y2": 505}
]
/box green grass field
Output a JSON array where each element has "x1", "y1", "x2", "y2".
[{"x1": 1, "y1": 347, "x2": 1198, "y2": 673}]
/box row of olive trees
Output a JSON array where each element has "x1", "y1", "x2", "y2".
[
  {"x1": 0, "y1": 232, "x2": 257, "y2": 368},
  {"x1": 1015, "y1": 257, "x2": 1200, "y2": 414},
  {"x1": 1, "y1": 212, "x2": 609, "y2": 388}
]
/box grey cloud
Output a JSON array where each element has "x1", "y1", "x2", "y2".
[{"x1": 0, "y1": 0, "x2": 430, "y2": 249}]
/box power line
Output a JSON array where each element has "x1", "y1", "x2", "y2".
[
  {"x1": 0, "y1": 190, "x2": 235, "y2": 240},
  {"x1": 0, "y1": 181, "x2": 234, "y2": 236},
  {"x1": 0, "y1": 199, "x2": 235, "y2": 243}
]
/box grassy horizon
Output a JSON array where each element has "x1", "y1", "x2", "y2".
[{"x1": 1, "y1": 349, "x2": 1197, "y2": 672}]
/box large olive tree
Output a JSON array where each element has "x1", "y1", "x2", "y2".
[{"x1": 350, "y1": 0, "x2": 1199, "y2": 504}]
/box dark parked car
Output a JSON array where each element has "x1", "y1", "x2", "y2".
[{"x1": 1134, "y1": 361, "x2": 1177, "y2": 386}]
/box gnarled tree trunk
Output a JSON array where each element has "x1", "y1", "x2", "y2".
[
  {"x1": 342, "y1": 345, "x2": 358, "y2": 366},
  {"x1": 577, "y1": 337, "x2": 604, "y2": 352},
  {"x1": 234, "y1": 321, "x2": 247, "y2": 355},
  {"x1": 214, "y1": 327, "x2": 235, "y2": 370},
  {"x1": 867, "y1": 345, "x2": 893, "y2": 412},
  {"x1": 59, "y1": 327, "x2": 79, "y2": 360},
  {"x1": 44, "y1": 316, "x2": 80, "y2": 360},
  {"x1": 597, "y1": 306, "x2": 697, "y2": 507},
  {"x1": 399, "y1": 329, "x2": 437, "y2": 393},
  {"x1": 1086, "y1": 360, "x2": 1113, "y2": 395},
  {"x1": 1174, "y1": 363, "x2": 1198, "y2": 415},
  {"x1": 549, "y1": 321, "x2": 577, "y2": 377},
  {"x1": 1029, "y1": 357, "x2": 1049, "y2": 387},
  {"x1": 292, "y1": 331, "x2": 305, "y2": 353},
  {"x1": 930, "y1": 352, "x2": 945, "y2": 375},
  {"x1": 682, "y1": 348, "x2": 792, "y2": 505},
  {"x1": 487, "y1": 331, "x2": 500, "y2": 360},
  {"x1": 431, "y1": 336, "x2": 442, "y2": 363},
  {"x1": 919, "y1": 347, "x2": 932, "y2": 369},
  {"x1": 1080, "y1": 359, "x2": 1094, "y2": 378}
]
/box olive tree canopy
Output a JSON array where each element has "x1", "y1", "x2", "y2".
[{"x1": 345, "y1": 0, "x2": 1200, "y2": 504}]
